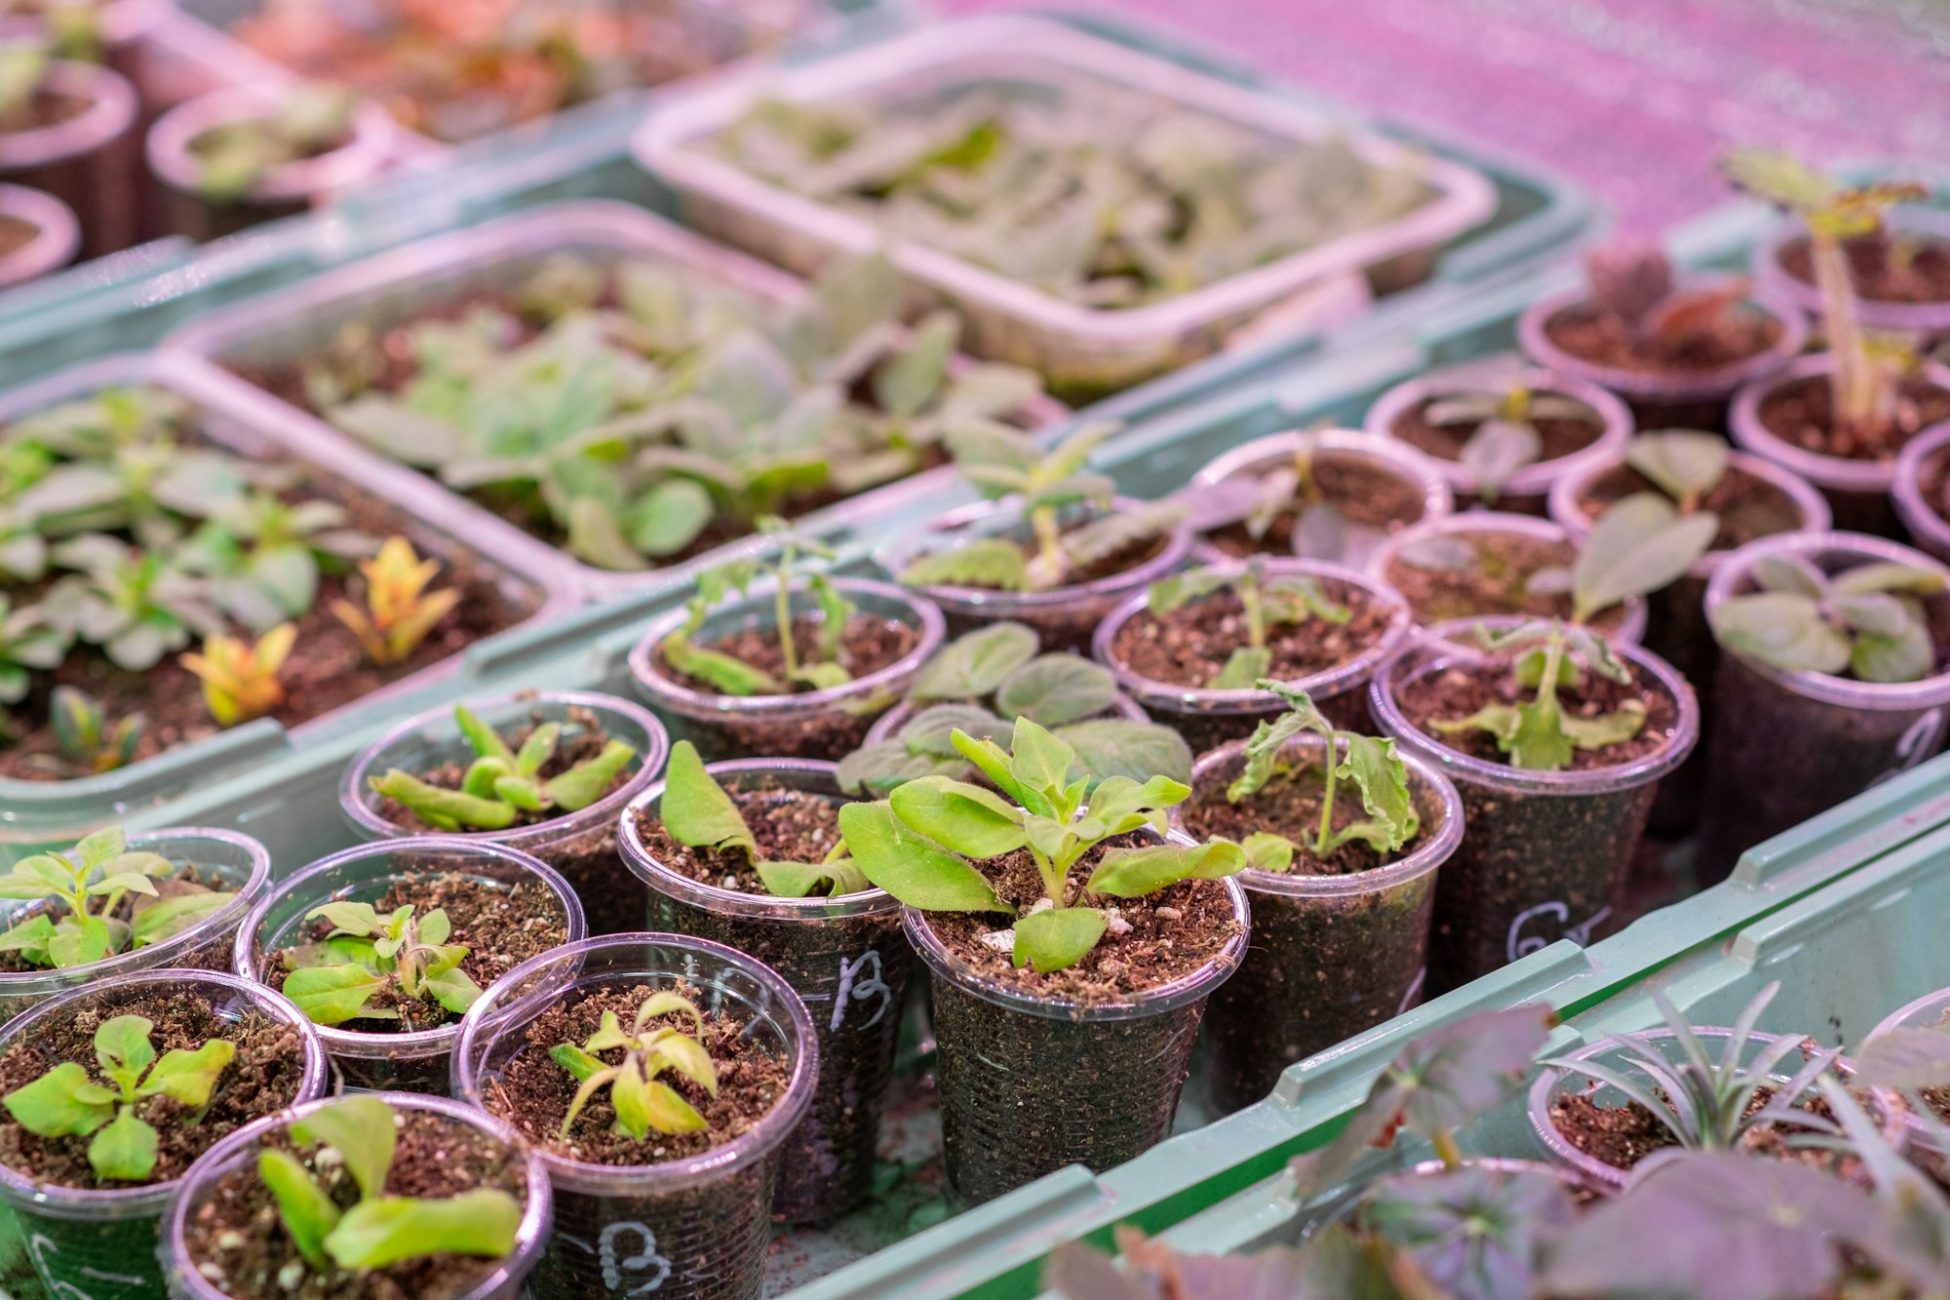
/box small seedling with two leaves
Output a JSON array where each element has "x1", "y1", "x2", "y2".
[
  {"x1": 1223, "y1": 681, "x2": 1419, "y2": 872},
  {"x1": 658, "y1": 740, "x2": 867, "y2": 898},
  {"x1": 1432, "y1": 621, "x2": 1649, "y2": 773},
  {"x1": 370, "y1": 703, "x2": 638, "y2": 832},
  {"x1": 899, "y1": 423, "x2": 1182, "y2": 592},
  {"x1": 278, "y1": 901, "x2": 480, "y2": 1029},
  {"x1": 1144, "y1": 559, "x2": 1351, "y2": 689},
  {"x1": 659, "y1": 519, "x2": 854, "y2": 697},
  {"x1": 259, "y1": 1095, "x2": 522, "y2": 1273},
  {"x1": 836, "y1": 621, "x2": 1191, "y2": 795},
  {"x1": 191, "y1": 85, "x2": 357, "y2": 202},
  {"x1": 1711, "y1": 553, "x2": 1944, "y2": 683},
  {"x1": 550, "y1": 991, "x2": 720, "y2": 1141},
  {"x1": 840, "y1": 717, "x2": 1244, "y2": 973},
  {"x1": 1581, "y1": 241, "x2": 1763, "y2": 357},
  {"x1": 0, "y1": 826, "x2": 235, "y2": 968},
  {"x1": 3, "y1": 1014, "x2": 233, "y2": 1182},
  {"x1": 328, "y1": 535, "x2": 462, "y2": 667},
  {"x1": 1419, "y1": 379, "x2": 1601, "y2": 503}
]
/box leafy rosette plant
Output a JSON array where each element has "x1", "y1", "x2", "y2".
[
  {"x1": 660, "y1": 740, "x2": 868, "y2": 899},
  {"x1": 277, "y1": 900, "x2": 481, "y2": 1030},
  {"x1": 1710, "y1": 552, "x2": 1945, "y2": 683},
  {"x1": 1430, "y1": 621, "x2": 1654, "y2": 773},
  {"x1": 0, "y1": 825, "x2": 235, "y2": 968},
  {"x1": 548, "y1": 991, "x2": 721, "y2": 1141}
]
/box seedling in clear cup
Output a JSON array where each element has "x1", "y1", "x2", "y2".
[
  {"x1": 661, "y1": 520, "x2": 858, "y2": 696},
  {"x1": 1417, "y1": 381, "x2": 1602, "y2": 506},
  {"x1": 1710, "y1": 552, "x2": 1945, "y2": 683},
  {"x1": 0, "y1": 824, "x2": 236, "y2": 970},
  {"x1": 1145, "y1": 560, "x2": 1352, "y2": 690},
  {"x1": 278, "y1": 900, "x2": 482, "y2": 1030}
]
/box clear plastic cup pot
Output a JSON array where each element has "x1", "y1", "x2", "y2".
[
  {"x1": 1370, "y1": 618, "x2": 1699, "y2": 993},
  {"x1": 161, "y1": 1092, "x2": 553, "y2": 1300},
  {"x1": 619, "y1": 759, "x2": 908, "y2": 1224},
  {"x1": 1699, "y1": 531, "x2": 1950, "y2": 878},
  {"x1": 233, "y1": 838, "x2": 585, "y2": 1093},
  {"x1": 1177, "y1": 731, "x2": 1463, "y2": 1114},
  {"x1": 0, "y1": 969, "x2": 328, "y2": 1300},
  {"x1": 453, "y1": 934, "x2": 818, "y2": 1300},
  {"x1": 1092, "y1": 557, "x2": 1413, "y2": 754},
  {"x1": 0, "y1": 182, "x2": 77, "y2": 290},
  {"x1": 1753, "y1": 206, "x2": 1950, "y2": 340},
  {"x1": 1891, "y1": 420, "x2": 1950, "y2": 565},
  {"x1": 1866, "y1": 986, "x2": 1950, "y2": 1156},
  {"x1": 0, "y1": 59, "x2": 139, "y2": 258},
  {"x1": 874, "y1": 496, "x2": 1193, "y2": 653},
  {"x1": 628, "y1": 577, "x2": 944, "y2": 763},
  {"x1": 340, "y1": 691, "x2": 670, "y2": 936}
]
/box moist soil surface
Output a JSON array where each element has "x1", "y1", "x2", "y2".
[
  {"x1": 0, "y1": 991, "x2": 309, "y2": 1189},
  {"x1": 483, "y1": 981, "x2": 792, "y2": 1167},
  {"x1": 1391, "y1": 393, "x2": 1602, "y2": 466},
  {"x1": 182, "y1": 1107, "x2": 530, "y2": 1300},
  {"x1": 1179, "y1": 768, "x2": 1414, "y2": 877},
  {"x1": 0, "y1": 214, "x2": 37, "y2": 258},
  {"x1": 1393, "y1": 652, "x2": 1681, "y2": 773},
  {"x1": 1914, "y1": 443, "x2": 1950, "y2": 528},
  {"x1": 1778, "y1": 231, "x2": 1950, "y2": 305},
  {"x1": 1573, "y1": 461, "x2": 1808, "y2": 551},
  {"x1": 263, "y1": 872, "x2": 568, "y2": 1033},
  {"x1": 1755, "y1": 371, "x2": 1950, "y2": 462},
  {"x1": 375, "y1": 705, "x2": 633, "y2": 833},
  {"x1": 634, "y1": 778, "x2": 853, "y2": 895},
  {"x1": 1543, "y1": 298, "x2": 1783, "y2": 373},
  {"x1": 1107, "y1": 576, "x2": 1394, "y2": 690},
  {"x1": 919, "y1": 835, "x2": 1241, "y2": 1003},
  {"x1": 1202, "y1": 456, "x2": 1429, "y2": 559},
  {"x1": 0, "y1": 91, "x2": 91, "y2": 134},
  {"x1": 0, "y1": 862, "x2": 230, "y2": 974},
  {"x1": 188, "y1": 119, "x2": 350, "y2": 173},
  {"x1": 657, "y1": 615, "x2": 920, "y2": 698},
  {"x1": 1382, "y1": 530, "x2": 1632, "y2": 632}
]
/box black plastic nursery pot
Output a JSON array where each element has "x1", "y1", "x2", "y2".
[
  {"x1": 162, "y1": 1092, "x2": 554, "y2": 1300},
  {"x1": 0, "y1": 58, "x2": 139, "y2": 259},
  {"x1": 341, "y1": 691, "x2": 671, "y2": 936},
  {"x1": 909, "y1": 867, "x2": 1250, "y2": 1205},
  {"x1": 0, "y1": 181, "x2": 77, "y2": 290},
  {"x1": 629, "y1": 578, "x2": 944, "y2": 763},
  {"x1": 620, "y1": 759, "x2": 910, "y2": 1225},
  {"x1": 1699, "y1": 532, "x2": 1950, "y2": 878},
  {"x1": 455, "y1": 934, "x2": 818, "y2": 1300},
  {"x1": 1175, "y1": 733, "x2": 1464, "y2": 1115},
  {"x1": 0, "y1": 970, "x2": 329, "y2": 1300},
  {"x1": 1371, "y1": 618, "x2": 1698, "y2": 993},
  {"x1": 1093, "y1": 557, "x2": 1413, "y2": 756},
  {"x1": 235, "y1": 838, "x2": 586, "y2": 1093},
  {"x1": 878, "y1": 496, "x2": 1194, "y2": 653}
]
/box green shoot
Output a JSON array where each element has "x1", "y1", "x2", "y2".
[
  {"x1": 549, "y1": 992, "x2": 719, "y2": 1141},
  {"x1": 1432, "y1": 622, "x2": 1647, "y2": 773},
  {"x1": 0, "y1": 826, "x2": 233, "y2": 968},
  {"x1": 1144, "y1": 560, "x2": 1352, "y2": 688},
  {"x1": 1422, "y1": 382, "x2": 1599, "y2": 503},
  {"x1": 278, "y1": 902, "x2": 480, "y2": 1029},
  {"x1": 658, "y1": 740, "x2": 867, "y2": 898},
  {"x1": 370, "y1": 703, "x2": 637, "y2": 831},
  {"x1": 1711, "y1": 553, "x2": 1944, "y2": 683}
]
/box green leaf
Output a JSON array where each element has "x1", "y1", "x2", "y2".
[
  {"x1": 890, "y1": 777, "x2": 1028, "y2": 858},
  {"x1": 909, "y1": 622, "x2": 1040, "y2": 701},
  {"x1": 1752, "y1": 553, "x2": 1828, "y2": 597},
  {"x1": 292, "y1": 1096, "x2": 396, "y2": 1201},
  {"x1": 549, "y1": 1043, "x2": 606, "y2": 1084},
  {"x1": 3, "y1": 1062, "x2": 115, "y2": 1137},
  {"x1": 1012, "y1": 907, "x2": 1107, "y2": 973},
  {"x1": 455, "y1": 705, "x2": 516, "y2": 764},
  {"x1": 948, "y1": 728, "x2": 1046, "y2": 814},
  {"x1": 755, "y1": 858, "x2": 873, "y2": 898},
  {"x1": 0, "y1": 914, "x2": 55, "y2": 964},
  {"x1": 1560, "y1": 701, "x2": 1648, "y2": 751},
  {"x1": 1241, "y1": 832, "x2": 1297, "y2": 873},
  {"x1": 88, "y1": 1105, "x2": 158, "y2": 1182},
  {"x1": 130, "y1": 889, "x2": 236, "y2": 948},
  {"x1": 0, "y1": 853, "x2": 75, "y2": 900},
  {"x1": 875, "y1": 312, "x2": 959, "y2": 418},
  {"x1": 642, "y1": 1079, "x2": 708, "y2": 1135},
  {"x1": 996, "y1": 656, "x2": 1119, "y2": 726},
  {"x1": 1211, "y1": 645, "x2": 1272, "y2": 690},
  {"x1": 1335, "y1": 735, "x2": 1419, "y2": 853},
  {"x1": 610, "y1": 1061, "x2": 652, "y2": 1139},
  {"x1": 308, "y1": 901, "x2": 382, "y2": 937},
  {"x1": 834, "y1": 742, "x2": 970, "y2": 797},
  {"x1": 541, "y1": 740, "x2": 636, "y2": 812},
  {"x1": 629, "y1": 479, "x2": 715, "y2": 559},
  {"x1": 899, "y1": 539, "x2": 1030, "y2": 591},
  {"x1": 1623, "y1": 431, "x2": 1728, "y2": 501},
  {"x1": 260, "y1": 1149, "x2": 339, "y2": 1270},
  {"x1": 137, "y1": 1040, "x2": 234, "y2": 1106},
  {"x1": 661, "y1": 635, "x2": 783, "y2": 696},
  {"x1": 1831, "y1": 562, "x2": 1946, "y2": 597},
  {"x1": 422, "y1": 963, "x2": 484, "y2": 1017},
  {"x1": 792, "y1": 661, "x2": 853, "y2": 691},
  {"x1": 513, "y1": 724, "x2": 559, "y2": 778},
  {"x1": 1852, "y1": 614, "x2": 1936, "y2": 684},
  {"x1": 837, "y1": 802, "x2": 1009, "y2": 913},
  {"x1": 1509, "y1": 692, "x2": 1576, "y2": 772},
  {"x1": 1145, "y1": 570, "x2": 1232, "y2": 616},
  {"x1": 660, "y1": 741, "x2": 755, "y2": 856},
  {"x1": 94, "y1": 1015, "x2": 155, "y2": 1090},
  {"x1": 325, "y1": 1189, "x2": 523, "y2": 1270},
  {"x1": 1054, "y1": 719, "x2": 1193, "y2": 788},
  {"x1": 282, "y1": 964, "x2": 393, "y2": 1026},
  {"x1": 1008, "y1": 716, "x2": 1078, "y2": 798},
  {"x1": 1457, "y1": 418, "x2": 1541, "y2": 501},
  {"x1": 1572, "y1": 492, "x2": 1719, "y2": 623},
  {"x1": 1711, "y1": 592, "x2": 1851, "y2": 675},
  {"x1": 369, "y1": 770, "x2": 519, "y2": 831},
  {"x1": 1084, "y1": 841, "x2": 1247, "y2": 897},
  {"x1": 75, "y1": 827, "x2": 126, "y2": 869},
  {"x1": 46, "y1": 913, "x2": 114, "y2": 968}
]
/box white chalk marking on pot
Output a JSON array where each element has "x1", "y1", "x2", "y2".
[
  {"x1": 599, "y1": 1222, "x2": 673, "y2": 1294},
  {"x1": 1506, "y1": 901, "x2": 1612, "y2": 962},
  {"x1": 1871, "y1": 708, "x2": 1949, "y2": 789},
  {"x1": 1395, "y1": 966, "x2": 1428, "y2": 1017},
  {"x1": 832, "y1": 949, "x2": 893, "y2": 1032}
]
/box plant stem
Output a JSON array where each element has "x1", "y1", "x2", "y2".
[
  {"x1": 1031, "y1": 504, "x2": 1064, "y2": 589},
  {"x1": 1432, "y1": 1129, "x2": 1465, "y2": 1171},
  {"x1": 1027, "y1": 845, "x2": 1064, "y2": 908},
  {"x1": 1240, "y1": 576, "x2": 1266, "y2": 649},
  {"x1": 1812, "y1": 228, "x2": 1881, "y2": 433},
  {"x1": 1313, "y1": 732, "x2": 1340, "y2": 859},
  {"x1": 772, "y1": 568, "x2": 800, "y2": 682}
]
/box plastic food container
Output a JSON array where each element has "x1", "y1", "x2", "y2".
[
  {"x1": 0, "y1": 182, "x2": 78, "y2": 291},
  {"x1": 1753, "y1": 206, "x2": 1950, "y2": 339},
  {"x1": 0, "y1": 58, "x2": 140, "y2": 259},
  {"x1": 632, "y1": 14, "x2": 1498, "y2": 396}
]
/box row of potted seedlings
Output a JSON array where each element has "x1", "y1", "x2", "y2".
[{"x1": 1047, "y1": 979, "x2": 1950, "y2": 1297}]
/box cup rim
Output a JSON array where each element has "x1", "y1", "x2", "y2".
[
  {"x1": 0, "y1": 58, "x2": 137, "y2": 168},
  {"x1": 145, "y1": 83, "x2": 398, "y2": 204},
  {"x1": 1729, "y1": 351, "x2": 1950, "y2": 494},
  {"x1": 1189, "y1": 426, "x2": 1457, "y2": 524},
  {"x1": 0, "y1": 181, "x2": 77, "y2": 286}
]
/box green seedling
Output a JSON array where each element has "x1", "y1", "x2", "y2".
[
  {"x1": 191, "y1": 85, "x2": 357, "y2": 202},
  {"x1": 1421, "y1": 381, "x2": 1601, "y2": 503},
  {"x1": 369, "y1": 703, "x2": 637, "y2": 831},
  {"x1": 1432, "y1": 621, "x2": 1648, "y2": 773},
  {"x1": 259, "y1": 1095, "x2": 522, "y2": 1272},
  {"x1": 0, "y1": 825, "x2": 233, "y2": 968},
  {"x1": 1711, "y1": 552, "x2": 1944, "y2": 683},
  {"x1": 840, "y1": 716, "x2": 1243, "y2": 973},
  {"x1": 1225, "y1": 681, "x2": 1419, "y2": 870},
  {"x1": 278, "y1": 902, "x2": 480, "y2": 1028},
  {"x1": 659, "y1": 740, "x2": 866, "y2": 898},
  {"x1": 3, "y1": 1014, "x2": 233, "y2": 1182},
  {"x1": 47, "y1": 686, "x2": 142, "y2": 774},
  {"x1": 1583, "y1": 241, "x2": 1760, "y2": 354},
  {"x1": 1619, "y1": 428, "x2": 1734, "y2": 516},
  {"x1": 328, "y1": 535, "x2": 460, "y2": 667},
  {"x1": 549, "y1": 992, "x2": 720, "y2": 1141},
  {"x1": 0, "y1": 42, "x2": 48, "y2": 132},
  {"x1": 660, "y1": 519, "x2": 855, "y2": 696},
  {"x1": 0, "y1": 594, "x2": 65, "y2": 703},
  {"x1": 1145, "y1": 560, "x2": 1351, "y2": 688}
]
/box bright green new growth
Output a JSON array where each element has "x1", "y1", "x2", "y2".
[
  {"x1": 371, "y1": 703, "x2": 638, "y2": 831},
  {"x1": 1422, "y1": 382, "x2": 1600, "y2": 503},
  {"x1": 278, "y1": 902, "x2": 481, "y2": 1028},
  {"x1": 1225, "y1": 681, "x2": 1419, "y2": 870},
  {"x1": 46, "y1": 685, "x2": 143, "y2": 774},
  {"x1": 1562, "y1": 484, "x2": 1720, "y2": 625},
  {"x1": 260, "y1": 1095, "x2": 522, "y2": 1273},
  {"x1": 901, "y1": 423, "x2": 1182, "y2": 593},
  {"x1": 1145, "y1": 560, "x2": 1351, "y2": 689},
  {"x1": 1432, "y1": 621, "x2": 1648, "y2": 773},
  {"x1": 549, "y1": 992, "x2": 719, "y2": 1141},
  {"x1": 660, "y1": 740, "x2": 867, "y2": 898},
  {"x1": 2, "y1": 1014, "x2": 233, "y2": 1182},
  {"x1": 1711, "y1": 553, "x2": 1944, "y2": 684},
  {"x1": 191, "y1": 85, "x2": 357, "y2": 202},
  {"x1": 660, "y1": 519, "x2": 855, "y2": 697},
  {"x1": 0, "y1": 825, "x2": 235, "y2": 969},
  {"x1": 839, "y1": 716, "x2": 1244, "y2": 973}
]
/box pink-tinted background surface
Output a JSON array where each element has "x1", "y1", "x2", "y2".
[{"x1": 945, "y1": 0, "x2": 1950, "y2": 229}]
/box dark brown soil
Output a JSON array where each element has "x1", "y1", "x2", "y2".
[
  {"x1": 482, "y1": 982, "x2": 792, "y2": 1167},
  {"x1": 1573, "y1": 461, "x2": 1808, "y2": 551},
  {"x1": 1551, "y1": 1077, "x2": 1881, "y2": 1183},
  {"x1": 634, "y1": 779, "x2": 850, "y2": 895},
  {"x1": 181, "y1": 1107, "x2": 530, "y2": 1300},
  {"x1": 919, "y1": 835, "x2": 1241, "y2": 1004},
  {"x1": 188, "y1": 119, "x2": 350, "y2": 171},
  {"x1": 0, "y1": 214, "x2": 36, "y2": 257},
  {"x1": 1394, "y1": 652, "x2": 1682, "y2": 772},
  {"x1": 657, "y1": 615, "x2": 920, "y2": 699},
  {"x1": 1202, "y1": 455, "x2": 1429, "y2": 559},
  {"x1": 374, "y1": 705, "x2": 633, "y2": 833},
  {"x1": 0, "y1": 91, "x2": 91, "y2": 135},
  {"x1": 263, "y1": 872, "x2": 568, "y2": 1034},
  {"x1": 0, "y1": 862, "x2": 228, "y2": 974},
  {"x1": 1392, "y1": 393, "x2": 1601, "y2": 465},
  {"x1": 1755, "y1": 371, "x2": 1950, "y2": 462},
  {"x1": 1543, "y1": 298, "x2": 1782, "y2": 373},
  {"x1": 1107, "y1": 577, "x2": 1393, "y2": 690},
  {"x1": 1382, "y1": 530, "x2": 1633, "y2": 633},
  {"x1": 1778, "y1": 231, "x2": 1950, "y2": 305},
  {"x1": 0, "y1": 991, "x2": 308, "y2": 1188}
]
